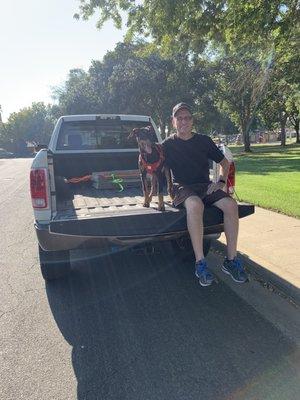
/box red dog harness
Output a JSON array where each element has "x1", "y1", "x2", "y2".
[{"x1": 139, "y1": 144, "x2": 165, "y2": 174}]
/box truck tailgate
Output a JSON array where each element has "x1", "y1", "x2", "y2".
[{"x1": 51, "y1": 187, "x2": 254, "y2": 237}]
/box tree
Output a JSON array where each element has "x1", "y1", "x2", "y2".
[
  {"x1": 2, "y1": 102, "x2": 55, "y2": 150},
  {"x1": 74, "y1": 1, "x2": 299, "y2": 57},
  {"x1": 53, "y1": 42, "x2": 195, "y2": 137},
  {"x1": 0, "y1": 105, "x2": 6, "y2": 147},
  {"x1": 260, "y1": 67, "x2": 299, "y2": 146},
  {"x1": 107, "y1": 51, "x2": 194, "y2": 136},
  {"x1": 287, "y1": 90, "x2": 300, "y2": 143},
  {"x1": 52, "y1": 68, "x2": 102, "y2": 115},
  {"x1": 74, "y1": 1, "x2": 298, "y2": 151},
  {"x1": 188, "y1": 59, "x2": 237, "y2": 135},
  {"x1": 260, "y1": 92, "x2": 289, "y2": 146},
  {"x1": 213, "y1": 54, "x2": 271, "y2": 151}
]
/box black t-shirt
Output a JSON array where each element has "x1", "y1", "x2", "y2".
[{"x1": 162, "y1": 133, "x2": 224, "y2": 185}]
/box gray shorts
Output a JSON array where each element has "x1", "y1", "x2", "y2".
[{"x1": 172, "y1": 182, "x2": 230, "y2": 208}]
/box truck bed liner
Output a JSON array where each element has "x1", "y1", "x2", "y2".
[{"x1": 55, "y1": 187, "x2": 175, "y2": 220}]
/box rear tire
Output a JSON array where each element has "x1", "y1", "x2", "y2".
[
  {"x1": 171, "y1": 236, "x2": 211, "y2": 260},
  {"x1": 38, "y1": 245, "x2": 71, "y2": 281},
  {"x1": 203, "y1": 239, "x2": 212, "y2": 257}
]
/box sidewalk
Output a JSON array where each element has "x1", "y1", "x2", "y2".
[{"x1": 213, "y1": 207, "x2": 300, "y2": 305}]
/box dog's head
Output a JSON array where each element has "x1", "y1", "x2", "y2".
[{"x1": 129, "y1": 126, "x2": 156, "y2": 154}]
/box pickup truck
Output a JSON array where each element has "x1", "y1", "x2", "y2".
[{"x1": 30, "y1": 114, "x2": 254, "y2": 281}]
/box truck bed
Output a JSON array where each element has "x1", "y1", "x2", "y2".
[{"x1": 55, "y1": 186, "x2": 176, "y2": 221}]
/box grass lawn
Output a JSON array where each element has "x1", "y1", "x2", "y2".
[{"x1": 229, "y1": 141, "x2": 300, "y2": 218}]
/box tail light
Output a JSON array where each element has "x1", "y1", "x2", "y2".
[
  {"x1": 30, "y1": 168, "x2": 49, "y2": 208},
  {"x1": 227, "y1": 162, "x2": 235, "y2": 195}
]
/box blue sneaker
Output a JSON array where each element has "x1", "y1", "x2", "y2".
[
  {"x1": 195, "y1": 259, "x2": 215, "y2": 287},
  {"x1": 222, "y1": 257, "x2": 248, "y2": 283}
]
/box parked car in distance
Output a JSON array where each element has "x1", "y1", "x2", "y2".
[{"x1": 0, "y1": 148, "x2": 15, "y2": 158}]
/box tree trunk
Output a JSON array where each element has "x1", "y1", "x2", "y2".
[
  {"x1": 280, "y1": 112, "x2": 288, "y2": 147},
  {"x1": 241, "y1": 121, "x2": 251, "y2": 152},
  {"x1": 166, "y1": 122, "x2": 172, "y2": 138},
  {"x1": 159, "y1": 121, "x2": 166, "y2": 140},
  {"x1": 243, "y1": 131, "x2": 251, "y2": 152},
  {"x1": 289, "y1": 114, "x2": 299, "y2": 143},
  {"x1": 240, "y1": 103, "x2": 252, "y2": 152},
  {"x1": 295, "y1": 119, "x2": 300, "y2": 143}
]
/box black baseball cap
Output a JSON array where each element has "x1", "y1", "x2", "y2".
[{"x1": 172, "y1": 102, "x2": 192, "y2": 117}]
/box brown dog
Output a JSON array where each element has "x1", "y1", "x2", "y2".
[{"x1": 130, "y1": 126, "x2": 173, "y2": 211}]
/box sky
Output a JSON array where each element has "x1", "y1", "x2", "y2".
[{"x1": 0, "y1": 0, "x2": 126, "y2": 122}]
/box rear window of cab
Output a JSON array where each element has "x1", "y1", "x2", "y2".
[{"x1": 56, "y1": 120, "x2": 155, "y2": 150}]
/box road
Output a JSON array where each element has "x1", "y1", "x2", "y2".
[{"x1": 0, "y1": 158, "x2": 299, "y2": 400}]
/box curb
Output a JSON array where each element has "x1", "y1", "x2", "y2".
[{"x1": 212, "y1": 240, "x2": 300, "y2": 307}]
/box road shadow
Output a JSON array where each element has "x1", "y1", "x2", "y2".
[{"x1": 46, "y1": 245, "x2": 299, "y2": 400}]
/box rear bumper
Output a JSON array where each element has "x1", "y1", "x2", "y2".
[
  {"x1": 35, "y1": 203, "x2": 255, "y2": 251},
  {"x1": 35, "y1": 223, "x2": 188, "y2": 251},
  {"x1": 36, "y1": 223, "x2": 222, "y2": 251}
]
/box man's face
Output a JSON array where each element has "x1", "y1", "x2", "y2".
[{"x1": 172, "y1": 109, "x2": 193, "y2": 136}]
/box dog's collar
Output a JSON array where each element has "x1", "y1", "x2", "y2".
[{"x1": 140, "y1": 144, "x2": 164, "y2": 174}]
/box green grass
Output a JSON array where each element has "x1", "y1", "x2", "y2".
[{"x1": 229, "y1": 142, "x2": 300, "y2": 218}]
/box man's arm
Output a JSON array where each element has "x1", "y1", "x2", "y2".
[
  {"x1": 218, "y1": 157, "x2": 230, "y2": 183},
  {"x1": 206, "y1": 157, "x2": 230, "y2": 195}
]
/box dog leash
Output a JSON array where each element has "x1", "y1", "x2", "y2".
[{"x1": 110, "y1": 174, "x2": 124, "y2": 191}]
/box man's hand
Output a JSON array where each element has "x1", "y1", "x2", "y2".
[{"x1": 206, "y1": 181, "x2": 226, "y2": 195}]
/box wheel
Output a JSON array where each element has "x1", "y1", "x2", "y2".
[
  {"x1": 203, "y1": 239, "x2": 211, "y2": 257},
  {"x1": 38, "y1": 245, "x2": 71, "y2": 281},
  {"x1": 171, "y1": 236, "x2": 193, "y2": 261},
  {"x1": 171, "y1": 236, "x2": 211, "y2": 259}
]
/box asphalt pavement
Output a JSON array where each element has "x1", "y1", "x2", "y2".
[{"x1": 1, "y1": 158, "x2": 300, "y2": 400}]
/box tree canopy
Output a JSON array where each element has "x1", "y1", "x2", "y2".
[
  {"x1": 1, "y1": 1, "x2": 299, "y2": 151},
  {"x1": 72, "y1": 0, "x2": 299, "y2": 149}
]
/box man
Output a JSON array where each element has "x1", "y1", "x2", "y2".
[{"x1": 162, "y1": 102, "x2": 248, "y2": 286}]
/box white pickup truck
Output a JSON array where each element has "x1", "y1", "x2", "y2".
[{"x1": 30, "y1": 114, "x2": 254, "y2": 281}]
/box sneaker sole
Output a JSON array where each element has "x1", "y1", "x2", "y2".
[
  {"x1": 198, "y1": 280, "x2": 213, "y2": 287},
  {"x1": 195, "y1": 272, "x2": 214, "y2": 286},
  {"x1": 221, "y1": 266, "x2": 248, "y2": 283}
]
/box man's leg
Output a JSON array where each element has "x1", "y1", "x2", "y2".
[
  {"x1": 213, "y1": 196, "x2": 248, "y2": 283},
  {"x1": 212, "y1": 196, "x2": 239, "y2": 260},
  {"x1": 184, "y1": 195, "x2": 205, "y2": 262},
  {"x1": 184, "y1": 195, "x2": 215, "y2": 286}
]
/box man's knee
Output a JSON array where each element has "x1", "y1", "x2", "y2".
[
  {"x1": 184, "y1": 196, "x2": 204, "y2": 214},
  {"x1": 218, "y1": 197, "x2": 238, "y2": 215}
]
